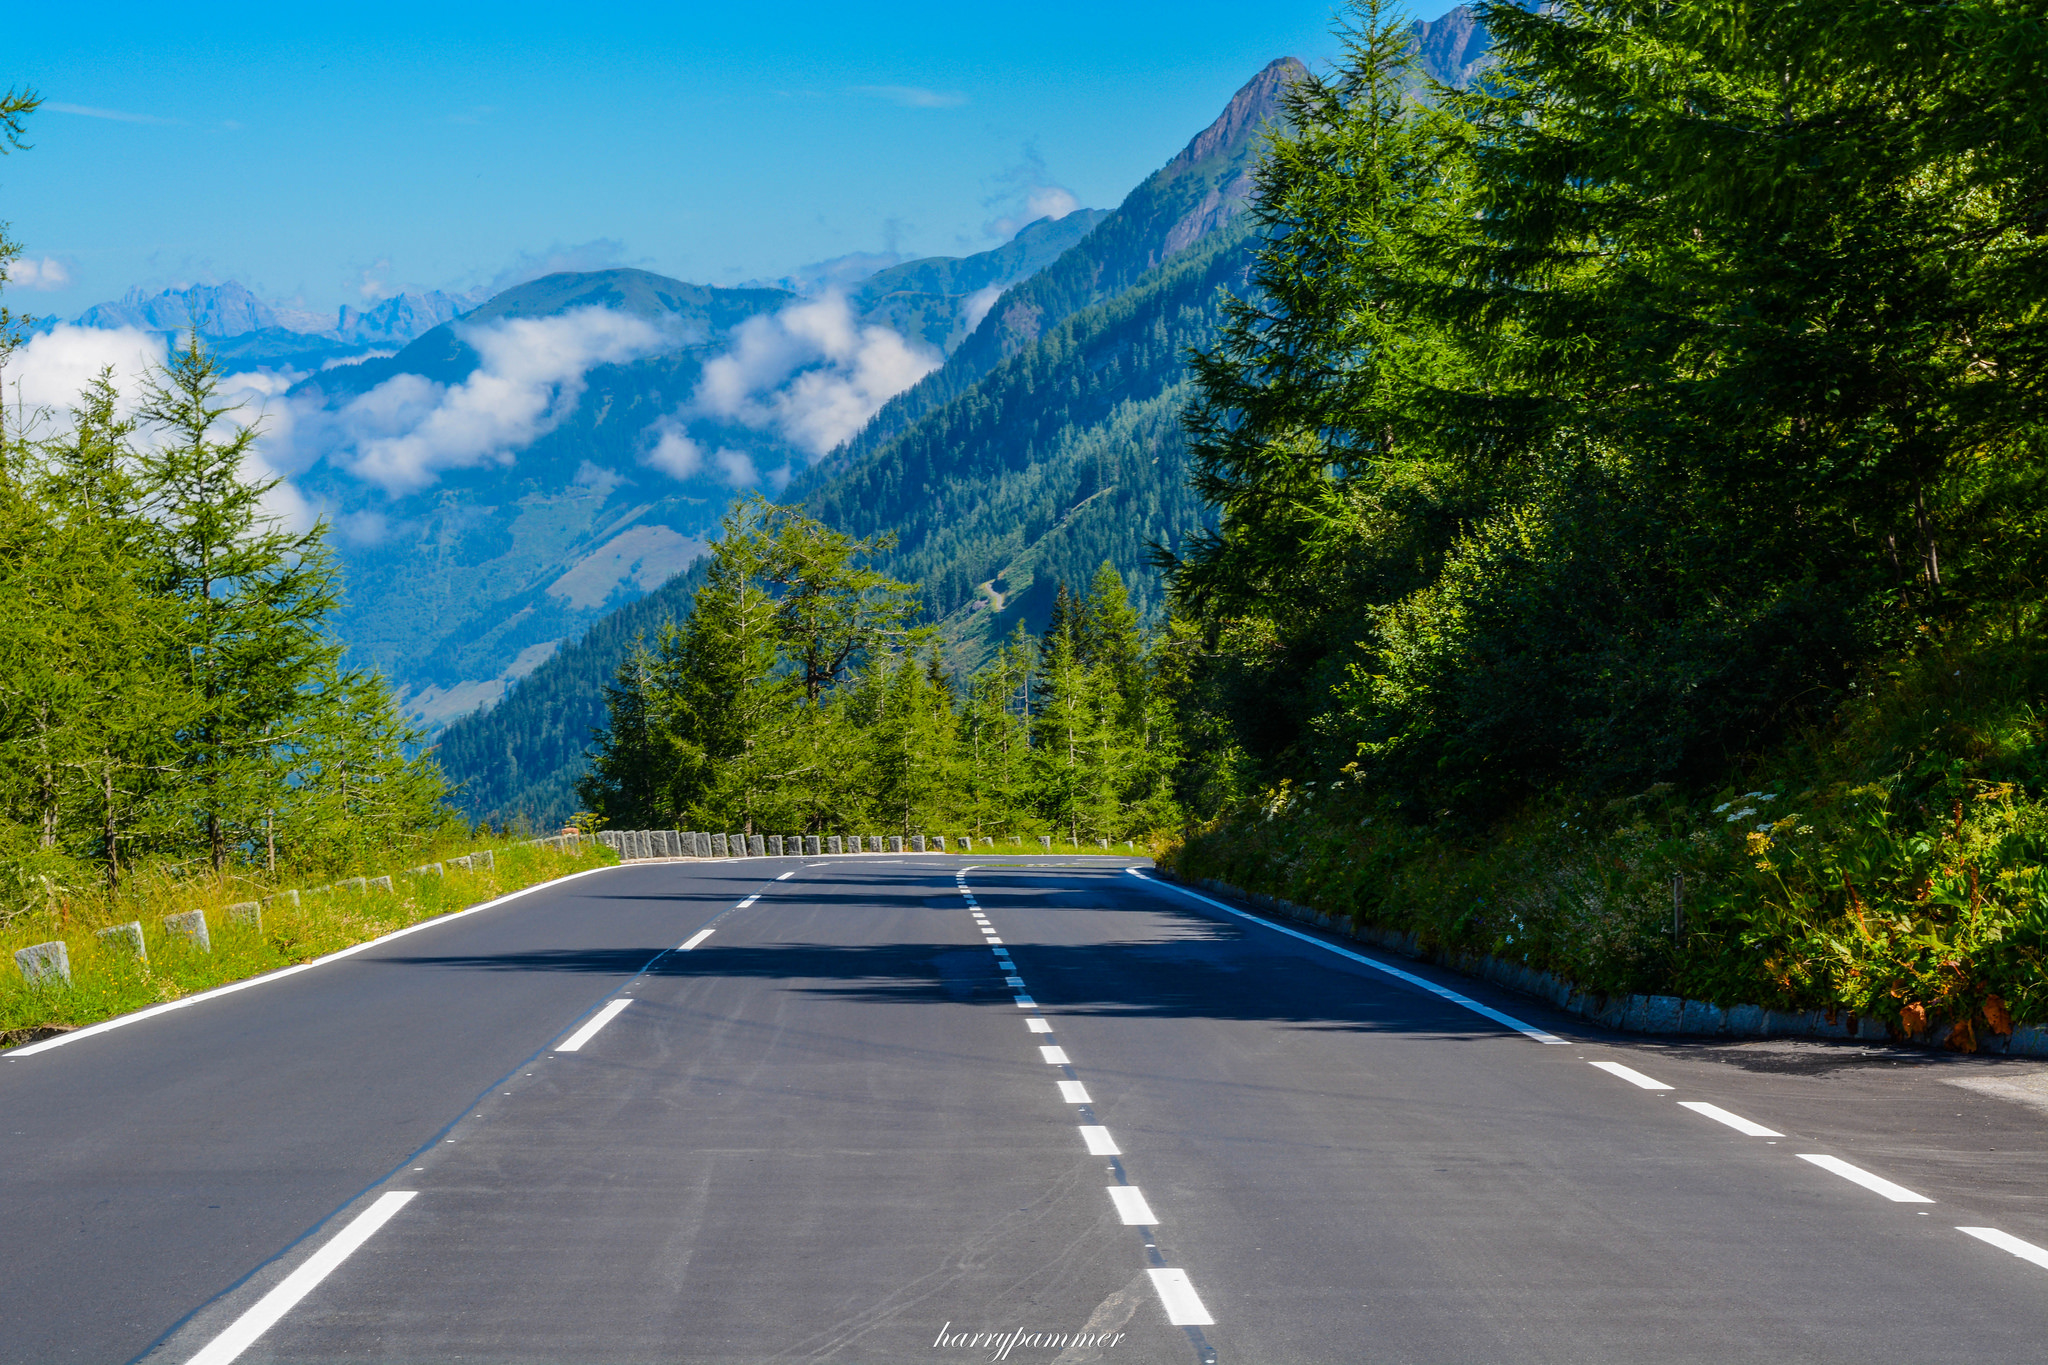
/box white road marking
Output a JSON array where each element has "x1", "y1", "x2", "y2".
[
  {"x1": 1059, "y1": 1080, "x2": 1091, "y2": 1103},
  {"x1": 1080, "y1": 1125, "x2": 1121, "y2": 1155},
  {"x1": 737, "y1": 895, "x2": 758, "y2": 907},
  {"x1": 1027, "y1": 1018, "x2": 1052, "y2": 1033},
  {"x1": 1006, "y1": 975, "x2": 1026, "y2": 987},
  {"x1": 985, "y1": 936, "x2": 1004, "y2": 944},
  {"x1": 1108, "y1": 1185, "x2": 1157, "y2": 1224},
  {"x1": 1589, "y1": 1060, "x2": 1672, "y2": 1091},
  {"x1": 1679, "y1": 1101, "x2": 1782, "y2": 1137},
  {"x1": 1040, "y1": 1046, "x2": 1070, "y2": 1064},
  {"x1": 1958, "y1": 1226, "x2": 2048, "y2": 1270},
  {"x1": 679, "y1": 929, "x2": 715, "y2": 951},
  {"x1": 556, "y1": 999, "x2": 633, "y2": 1053},
  {"x1": 1797, "y1": 1153, "x2": 1933, "y2": 1203},
  {"x1": 1014, "y1": 995, "x2": 1036, "y2": 1007},
  {"x1": 185, "y1": 1191, "x2": 416, "y2": 1365},
  {"x1": 7, "y1": 864, "x2": 629, "y2": 1058},
  {"x1": 1127, "y1": 869, "x2": 1567, "y2": 1044},
  {"x1": 776, "y1": 870, "x2": 796, "y2": 880},
  {"x1": 1146, "y1": 1268, "x2": 1214, "y2": 1326}
]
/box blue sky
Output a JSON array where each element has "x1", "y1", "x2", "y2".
[{"x1": 3, "y1": 0, "x2": 1384, "y2": 323}]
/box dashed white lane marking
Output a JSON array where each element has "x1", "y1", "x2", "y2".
[
  {"x1": 1108, "y1": 1185, "x2": 1157, "y2": 1225},
  {"x1": 556, "y1": 999, "x2": 633, "y2": 1053},
  {"x1": 775, "y1": 870, "x2": 796, "y2": 880},
  {"x1": 1128, "y1": 869, "x2": 1566, "y2": 1044},
  {"x1": 185, "y1": 1191, "x2": 416, "y2": 1365},
  {"x1": 1589, "y1": 1060, "x2": 1672, "y2": 1091},
  {"x1": 1080, "y1": 1125, "x2": 1121, "y2": 1155},
  {"x1": 1146, "y1": 1268, "x2": 1214, "y2": 1326},
  {"x1": 1027, "y1": 1018, "x2": 1052, "y2": 1033},
  {"x1": 1006, "y1": 975, "x2": 1026, "y2": 988},
  {"x1": 1014, "y1": 994, "x2": 1036, "y2": 1008},
  {"x1": 679, "y1": 929, "x2": 715, "y2": 951},
  {"x1": 737, "y1": 895, "x2": 759, "y2": 908},
  {"x1": 1797, "y1": 1153, "x2": 1934, "y2": 1203},
  {"x1": 1679, "y1": 1101, "x2": 1782, "y2": 1137},
  {"x1": 1958, "y1": 1226, "x2": 2048, "y2": 1270},
  {"x1": 985, "y1": 936, "x2": 1004, "y2": 944},
  {"x1": 1040, "y1": 1046, "x2": 1070, "y2": 1064},
  {"x1": 1059, "y1": 1080, "x2": 1091, "y2": 1103}
]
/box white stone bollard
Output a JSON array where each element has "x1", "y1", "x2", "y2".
[
  {"x1": 339, "y1": 876, "x2": 367, "y2": 894},
  {"x1": 226, "y1": 902, "x2": 262, "y2": 929},
  {"x1": 933, "y1": 836, "x2": 947, "y2": 852},
  {"x1": 769, "y1": 835, "x2": 784, "y2": 856},
  {"x1": 1039, "y1": 836, "x2": 1052, "y2": 851},
  {"x1": 264, "y1": 889, "x2": 300, "y2": 907},
  {"x1": 750, "y1": 835, "x2": 765, "y2": 857},
  {"x1": 888, "y1": 836, "x2": 903, "y2": 853},
  {"x1": 805, "y1": 836, "x2": 821, "y2": 856},
  {"x1": 911, "y1": 835, "x2": 925, "y2": 853},
  {"x1": 164, "y1": 910, "x2": 211, "y2": 951},
  {"x1": 368, "y1": 875, "x2": 393, "y2": 893},
  {"x1": 479, "y1": 850, "x2": 496, "y2": 870},
  {"x1": 98, "y1": 921, "x2": 147, "y2": 961},
  {"x1": 15, "y1": 940, "x2": 70, "y2": 984}
]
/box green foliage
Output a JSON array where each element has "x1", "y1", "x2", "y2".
[
  {"x1": 579, "y1": 499, "x2": 1181, "y2": 841},
  {"x1": 0, "y1": 344, "x2": 449, "y2": 905},
  {"x1": 1165, "y1": 0, "x2": 2048, "y2": 1039}
]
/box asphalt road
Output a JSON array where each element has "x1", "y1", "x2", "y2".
[{"x1": 8, "y1": 854, "x2": 2048, "y2": 1364}]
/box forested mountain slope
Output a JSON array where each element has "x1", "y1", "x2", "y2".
[
  {"x1": 434, "y1": 60, "x2": 1292, "y2": 827},
  {"x1": 436, "y1": 19, "x2": 1504, "y2": 828}
]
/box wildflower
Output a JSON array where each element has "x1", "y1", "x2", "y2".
[
  {"x1": 1714, "y1": 802, "x2": 1732, "y2": 813},
  {"x1": 1726, "y1": 807, "x2": 1757, "y2": 822}
]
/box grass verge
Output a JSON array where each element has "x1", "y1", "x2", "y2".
[
  {"x1": 1, "y1": 838, "x2": 617, "y2": 1046},
  {"x1": 1161, "y1": 622, "x2": 2048, "y2": 1049}
]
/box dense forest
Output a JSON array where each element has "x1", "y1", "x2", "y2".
[
  {"x1": 579, "y1": 498, "x2": 1179, "y2": 842},
  {"x1": 1164, "y1": 0, "x2": 2048, "y2": 1039}
]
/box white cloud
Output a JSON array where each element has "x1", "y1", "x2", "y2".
[
  {"x1": 0, "y1": 324, "x2": 164, "y2": 416},
  {"x1": 46, "y1": 102, "x2": 178, "y2": 125},
  {"x1": 852, "y1": 85, "x2": 968, "y2": 109},
  {"x1": 962, "y1": 282, "x2": 1005, "y2": 333},
  {"x1": 7, "y1": 256, "x2": 73, "y2": 291},
  {"x1": 983, "y1": 146, "x2": 1083, "y2": 240},
  {"x1": 689, "y1": 293, "x2": 940, "y2": 457},
  {"x1": 294, "y1": 307, "x2": 667, "y2": 494},
  {"x1": 639, "y1": 415, "x2": 772, "y2": 491}
]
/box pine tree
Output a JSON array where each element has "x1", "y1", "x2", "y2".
[{"x1": 139, "y1": 338, "x2": 349, "y2": 870}]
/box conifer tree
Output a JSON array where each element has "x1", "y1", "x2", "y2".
[{"x1": 139, "y1": 339, "x2": 348, "y2": 870}]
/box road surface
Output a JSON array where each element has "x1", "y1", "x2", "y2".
[{"x1": 7, "y1": 853, "x2": 2048, "y2": 1364}]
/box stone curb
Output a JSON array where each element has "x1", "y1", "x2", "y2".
[{"x1": 1157, "y1": 867, "x2": 2048, "y2": 1057}]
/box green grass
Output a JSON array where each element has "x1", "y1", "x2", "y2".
[
  {"x1": 1, "y1": 838, "x2": 617, "y2": 1044},
  {"x1": 1162, "y1": 620, "x2": 2048, "y2": 1048}
]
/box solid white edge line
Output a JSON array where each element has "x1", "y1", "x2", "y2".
[
  {"x1": 1079, "y1": 1125, "x2": 1121, "y2": 1155},
  {"x1": 1125, "y1": 869, "x2": 1567, "y2": 1044},
  {"x1": 1059, "y1": 1080, "x2": 1091, "y2": 1103},
  {"x1": 1678, "y1": 1100, "x2": 1782, "y2": 1137},
  {"x1": 1588, "y1": 1059, "x2": 1673, "y2": 1091},
  {"x1": 1146, "y1": 1268, "x2": 1214, "y2": 1326},
  {"x1": 185, "y1": 1191, "x2": 416, "y2": 1365},
  {"x1": 1107, "y1": 1185, "x2": 1157, "y2": 1225},
  {"x1": 9, "y1": 863, "x2": 628, "y2": 1058},
  {"x1": 1797, "y1": 1153, "x2": 1934, "y2": 1203},
  {"x1": 555, "y1": 998, "x2": 633, "y2": 1053},
  {"x1": 1958, "y1": 1226, "x2": 2048, "y2": 1270},
  {"x1": 679, "y1": 929, "x2": 715, "y2": 951}
]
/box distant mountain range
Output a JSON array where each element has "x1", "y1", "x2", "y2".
[{"x1": 54, "y1": 7, "x2": 1497, "y2": 826}]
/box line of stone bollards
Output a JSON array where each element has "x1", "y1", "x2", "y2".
[
  {"x1": 10, "y1": 846, "x2": 531, "y2": 986},
  {"x1": 595, "y1": 830, "x2": 1141, "y2": 862}
]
